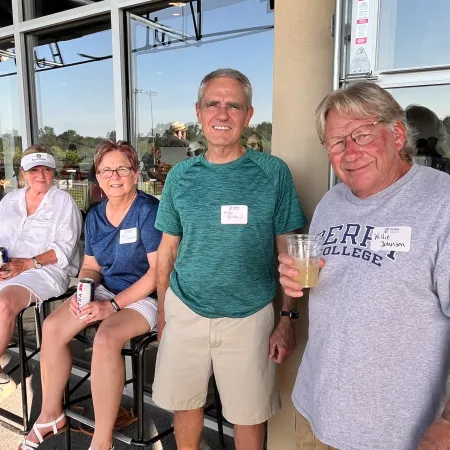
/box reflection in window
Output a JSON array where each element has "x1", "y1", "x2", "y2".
[
  {"x1": 29, "y1": 19, "x2": 115, "y2": 212},
  {"x1": 378, "y1": 0, "x2": 450, "y2": 70},
  {"x1": 129, "y1": 0, "x2": 274, "y2": 195},
  {"x1": 389, "y1": 85, "x2": 450, "y2": 173},
  {"x1": 0, "y1": 0, "x2": 13, "y2": 27},
  {"x1": 0, "y1": 40, "x2": 22, "y2": 200},
  {"x1": 23, "y1": 0, "x2": 105, "y2": 20}
]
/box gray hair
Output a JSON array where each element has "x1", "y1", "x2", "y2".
[
  {"x1": 316, "y1": 81, "x2": 416, "y2": 164},
  {"x1": 198, "y1": 68, "x2": 253, "y2": 110}
]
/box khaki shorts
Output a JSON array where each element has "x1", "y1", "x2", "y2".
[
  {"x1": 152, "y1": 287, "x2": 281, "y2": 425},
  {"x1": 295, "y1": 412, "x2": 339, "y2": 450}
]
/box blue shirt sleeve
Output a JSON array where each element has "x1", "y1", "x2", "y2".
[
  {"x1": 155, "y1": 169, "x2": 183, "y2": 235},
  {"x1": 140, "y1": 203, "x2": 162, "y2": 254}
]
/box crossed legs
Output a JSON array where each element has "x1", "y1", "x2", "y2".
[{"x1": 24, "y1": 301, "x2": 150, "y2": 450}]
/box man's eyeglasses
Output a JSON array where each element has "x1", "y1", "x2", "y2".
[
  {"x1": 322, "y1": 121, "x2": 385, "y2": 155},
  {"x1": 97, "y1": 166, "x2": 133, "y2": 179}
]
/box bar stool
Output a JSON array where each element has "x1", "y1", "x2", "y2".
[
  {"x1": 0, "y1": 287, "x2": 76, "y2": 434},
  {"x1": 64, "y1": 329, "x2": 226, "y2": 449}
]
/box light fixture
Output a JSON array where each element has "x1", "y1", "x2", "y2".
[{"x1": 169, "y1": 2, "x2": 187, "y2": 7}]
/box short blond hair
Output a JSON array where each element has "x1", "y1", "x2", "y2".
[
  {"x1": 316, "y1": 82, "x2": 415, "y2": 164},
  {"x1": 94, "y1": 140, "x2": 139, "y2": 172},
  {"x1": 22, "y1": 144, "x2": 55, "y2": 158}
]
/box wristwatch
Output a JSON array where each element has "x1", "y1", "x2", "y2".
[
  {"x1": 32, "y1": 256, "x2": 42, "y2": 269},
  {"x1": 280, "y1": 310, "x2": 299, "y2": 320},
  {"x1": 110, "y1": 298, "x2": 121, "y2": 312}
]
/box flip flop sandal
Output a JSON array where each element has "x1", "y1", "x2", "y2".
[
  {"x1": 68, "y1": 405, "x2": 85, "y2": 433},
  {"x1": 77, "y1": 407, "x2": 138, "y2": 438},
  {"x1": 20, "y1": 412, "x2": 68, "y2": 449}
]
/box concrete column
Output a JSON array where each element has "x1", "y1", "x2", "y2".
[{"x1": 268, "y1": 1, "x2": 335, "y2": 449}]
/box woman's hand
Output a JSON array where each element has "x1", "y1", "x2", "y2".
[
  {"x1": 77, "y1": 299, "x2": 116, "y2": 324},
  {"x1": 1, "y1": 258, "x2": 34, "y2": 280}
]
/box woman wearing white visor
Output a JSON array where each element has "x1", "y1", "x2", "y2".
[{"x1": 0, "y1": 145, "x2": 82, "y2": 404}]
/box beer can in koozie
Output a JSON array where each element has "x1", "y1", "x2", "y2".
[
  {"x1": 0, "y1": 247, "x2": 9, "y2": 267},
  {"x1": 77, "y1": 278, "x2": 95, "y2": 319}
]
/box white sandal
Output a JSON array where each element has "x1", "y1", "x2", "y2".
[
  {"x1": 20, "y1": 413, "x2": 67, "y2": 449},
  {"x1": 88, "y1": 447, "x2": 114, "y2": 449}
]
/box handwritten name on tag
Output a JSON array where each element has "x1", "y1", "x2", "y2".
[
  {"x1": 221, "y1": 205, "x2": 248, "y2": 225},
  {"x1": 120, "y1": 227, "x2": 138, "y2": 244},
  {"x1": 370, "y1": 226, "x2": 411, "y2": 252}
]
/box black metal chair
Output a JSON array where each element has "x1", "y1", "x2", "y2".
[
  {"x1": 64, "y1": 329, "x2": 226, "y2": 449},
  {"x1": 0, "y1": 286, "x2": 77, "y2": 434}
]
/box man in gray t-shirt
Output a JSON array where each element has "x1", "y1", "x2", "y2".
[{"x1": 279, "y1": 82, "x2": 450, "y2": 450}]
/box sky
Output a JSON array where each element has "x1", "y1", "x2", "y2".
[
  {"x1": 0, "y1": 0, "x2": 274, "y2": 138},
  {"x1": 377, "y1": 0, "x2": 450, "y2": 121},
  {"x1": 378, "y1": 0, "x2": 450, "y2": 70},
  {"x1": 3, "y1": 0, "x2": 450, "y2": 139}
]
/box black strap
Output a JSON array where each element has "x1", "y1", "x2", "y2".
[{"x1": 110, "y1": 298, "x2": 121, "y2": 312}]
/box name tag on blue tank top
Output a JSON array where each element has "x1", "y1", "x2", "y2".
[{"x1": 119, "y1": 227, "x2": 138, "y2": 244}]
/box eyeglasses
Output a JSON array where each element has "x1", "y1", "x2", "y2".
[
  {"x1": 322, "y1": 121, "x2": 384, "y2": 155},
  {"x1": 97, "y1": 166, "x2": 133, "y2": 179}
]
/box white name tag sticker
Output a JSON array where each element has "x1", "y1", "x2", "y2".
[
  {"x1": 370, "y1": 226, "x2": 411, "y2": 252},
  {"x1": 120, "y1": 227, "x2": 138, "y2": 244},
  {"x1": 221, "y1": 205, "x2": 248, "y2": 225}
]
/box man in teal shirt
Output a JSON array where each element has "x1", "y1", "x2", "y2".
[{"x1": 153, "y1": 68, "x2": 306, "y2": 450}]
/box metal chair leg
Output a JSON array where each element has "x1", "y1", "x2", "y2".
[
  {"x1": 212, "y1": 375, "x2": 225, "y2": 449},
  {"x1": 131, "y1": 351, "x2": 139, "y2": 416},
  {"x1": 136, "y1": 342, "x2": 146, "y2": 441},
  {"x1": 64, "y1": 385, "x2": 71, "y2": 449},
  {"x1": 35, "y1": 307, "x2": 42, "y2": 348},
  {"x1": 17, "y1": 310, "x2": 30, "y2": 432}
]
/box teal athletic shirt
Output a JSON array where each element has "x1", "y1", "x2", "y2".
[{"x1": 155, "y1": 148, "x2": 306, "y2": 318}]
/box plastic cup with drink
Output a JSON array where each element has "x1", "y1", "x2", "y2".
[{"x1": 285, "y1": 234, "x2": 322, "y2": 288}]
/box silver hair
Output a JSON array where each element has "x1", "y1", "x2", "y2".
[
  {"x1": 197, "y1": 68, "x2": 253, "y2": 110},
  {"x1": 316, "y1": 81, "x2": 416, "y2": 164}
]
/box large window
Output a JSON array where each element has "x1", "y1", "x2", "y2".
[
  {"x1": 378, "y1": 0, "x2": 450, "y2": 70},
  {"x1": 23, "y1": 0, "x2": 106, "y2": 21},
  {"x1": 128, "y1": 0, "x2": 274, "y2": 196},
  {"x1": 0, "y1": 40, "x2": 22, "y2": 199},
  {"x1": 389, "y1": 85, "x2": 450, "y2": 173},
  {"x1": 29, "y1": 19, "x2": 115, "y2": 212}
]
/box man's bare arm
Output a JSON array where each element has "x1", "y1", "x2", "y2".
[{"x1": 156, "y1": 232, "x2": 181, "y2": 341}]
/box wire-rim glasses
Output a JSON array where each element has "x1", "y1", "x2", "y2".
[{"x1": 322, "y1": 121, "x2": 384, "y2": 155}]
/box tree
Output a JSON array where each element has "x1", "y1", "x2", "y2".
[
  {"x1": 106, "y1": 130, "x2": 116, "y2": 142},
  {"x1": 58, "y1": 129, "x2": 78, "y2": 147}
]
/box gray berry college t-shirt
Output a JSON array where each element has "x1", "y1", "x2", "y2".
[{"x1": 292, "y1": 164, "x2": 450, "y2": 450}]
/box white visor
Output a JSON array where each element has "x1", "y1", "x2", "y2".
[{"x1": 21, "y1": 153, "x2": 56, "y2": 172}]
